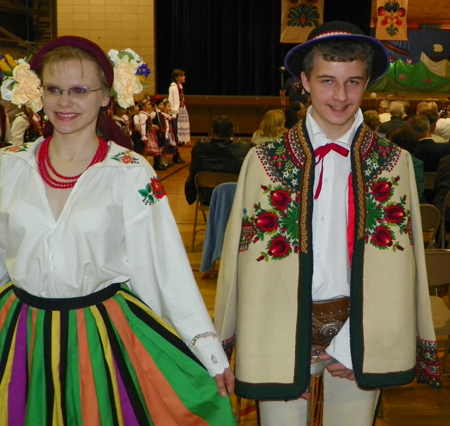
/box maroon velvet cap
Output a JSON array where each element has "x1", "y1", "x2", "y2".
[{"x1": 30, "y1": 35, "x2": 114, "y2": 86}]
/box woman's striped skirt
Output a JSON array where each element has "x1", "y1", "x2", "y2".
[{"x1": 0, "y1": 282, "x2": 236, "y2": 426}]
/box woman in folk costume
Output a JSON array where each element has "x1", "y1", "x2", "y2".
[
  {"x1": 214, "y1": 21, "x2": 441, "y2": 426},
  {"x1": 0, "y1": 36, "x2": 235, "y2": 426},
  {"x1": 168, "y1": 69, "x2": 188, "y2": 164}
]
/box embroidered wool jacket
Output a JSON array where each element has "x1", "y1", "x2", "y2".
[{"x1": 214, "y1": 121, "x2": 441, "y2": 400}]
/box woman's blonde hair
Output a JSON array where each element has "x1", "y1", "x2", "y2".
[
  {"x1": 255, "y1": 109, "x2": 286, "y2": 138},
  {"x1": 40, "y1": 46, "x2": 110, "y2": 89}
]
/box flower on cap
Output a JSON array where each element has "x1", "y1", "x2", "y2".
[
  {"x1": 0, "y1": 54, "x2": 43, "y2": 112},
  {"x1": 107, "y1": 48, "x2": 150, "y2": 109}
]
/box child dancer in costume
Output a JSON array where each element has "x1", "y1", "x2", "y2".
[
  {"x1": 0, "y1": 36, "x2": 235, "y2": 426},
  {"x1": 151, "y1": 96, "x2": 172, "y2": 168},
  {"x1": 168, "y1": 69, "x2": 188, "y2": 164},
  {"x1": 163, "y1": 99, "x2": 178, "y2": 158}
]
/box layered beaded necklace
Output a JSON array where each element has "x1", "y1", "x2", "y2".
[{"x1": 38, "y1": 136, "x2": 109, "y2": 189}]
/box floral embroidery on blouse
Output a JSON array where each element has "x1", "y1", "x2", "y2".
[
  {"x1": 138, "y1": 177, "x2": 166, "y2": 205},
  {"x1": 111, "y1": 150, "x2": 140, "y2": 164},
  {"x1": 365, "y1": 175, "x2": 412, "y2": 251},
  {"x1": 240, "y1": 184, "x2": 300, "y2": 261},
  {"x1": 3, "y1": 144, "x2": 29, "y2": 153},
  {"x1": 416, "y1": 337, "x2": 442, "y2": 388}
]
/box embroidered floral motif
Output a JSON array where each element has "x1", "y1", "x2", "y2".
[
  {"x1": 362, "y1": 135, "x2": 401, "y2": 186},
  {"x1": 138, "y1": 177, "x2": 166, "y2": 205},
  {"x1": 3, "y1": 144, "x2": 29, "y2": 153},
  {"x1": 242, "y1": 184, "x2": 299, "y2": 262},
  {"x1": 416, "y1": 337, "x2": 442, "y2": 389},
  {"x1": 365, "y1": 175, "x2": 411, "y2": 251},
  {"x1": 256, "y1": 134, "x2": 302, "y2": 192},
  {"x1": 189, "y1": 331, "x2": 218, "y2": 348},
  {"x1": 111, "y1": 150, "x2": 140, "y2": 164}
]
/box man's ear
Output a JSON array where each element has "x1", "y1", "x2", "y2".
[{"x1": 300, "y1": 72, "x2": 310, "y2": 94}]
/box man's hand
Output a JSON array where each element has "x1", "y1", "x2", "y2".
[
  {"x1": 317, "y1": 352, "x2": 355, "y2": 381},
  {"x1": 214, "y1": 367, "x2": 235, "y2": 397}
]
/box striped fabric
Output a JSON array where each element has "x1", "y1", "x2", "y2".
[{"x1": 0, "y1": 282, "x2": 235, "y2": 426}]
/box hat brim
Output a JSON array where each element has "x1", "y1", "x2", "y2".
[{"x1": 284, "y1": 34, "x2": 390, "y2": 84}]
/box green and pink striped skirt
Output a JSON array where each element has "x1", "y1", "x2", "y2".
[{"x1": 0, "y1": 282, "x2": 236, "y2": 426}]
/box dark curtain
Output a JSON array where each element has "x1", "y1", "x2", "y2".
[{"x1": 155, "y1": 0, "x2": 372, "y2": 96}]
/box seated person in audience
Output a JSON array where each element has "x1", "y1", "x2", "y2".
[
  {"x1": 400, "y1": 100, "x2": 410, "y2": 121},
  {"x1": 420, "y1": 108, "x2": 447, "y2": 143},
  {"x1": 377, "y1": 99, "x2": 391, "y2": 122},
  {"x1": 251, "y1": 109, "x2": 287, "y2": 145},
  {"x1": 433, "y1": 154, "x2": 450, "y2": 230},
  {"x1": 281, "y1": 75, "x2": 309, "y2": 105},
  {"x1": 434, "y1": 106, "x2": 450, "y2": 142},
  {"x1": 379, "y1": 101, "x2": 408, "y2": 138},
  {"x1": 412, "y1": 114, "x2": 450, "y2": 172},
  {"x1": 185, "y1": 115, "x2": 253, "y2": 205},
  {"x1": 389, "y1": 127, "x2": 426, "y2": 203},
  {"x1": 285, "y1": 101, "x2": 307, "y2": 129},
  {"x1": 363, "y1": 109, "x2": 383, "y2": 136}
]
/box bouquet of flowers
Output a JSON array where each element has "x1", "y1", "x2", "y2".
[
  {"x1": 0, "y1": 54, "x2": 43, "y2": 112},
  {"x1": 0, "y1": 47, "x2": 150, "y2": 112},
  {"x1": 107, "y1": 48, "x2": 150, "y2": 109}
]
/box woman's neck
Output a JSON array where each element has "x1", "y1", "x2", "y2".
[{"x1": 49, "y1": 132, "x2": 100, "y2": 162}]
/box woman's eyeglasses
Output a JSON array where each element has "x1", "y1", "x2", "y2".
[{"x1": 39, "y1": 85, "x2": 105, "y2": 99}]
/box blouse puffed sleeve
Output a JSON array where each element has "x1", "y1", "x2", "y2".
[
  {"x1": 122, "y1": 160, "x2": 229, "y2": 377},
  {"x1": 134, "y1": 112, "x2": 148, "y2": 141},
  {"x1": 168, "y1": 83, "x2": 180, "y2": 117},
  {"x1": 0, "y1": 248, "x2": 9, "y2": 286}
]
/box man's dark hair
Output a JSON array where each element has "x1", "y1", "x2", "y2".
[
  {"x1": 303, "y1": 39, "x2": 374, "y2": 79},
  {"x1": 389, "y1": 127, "x2": 419, "y2": 156},
  {"x1": 212, "y1": 115, "x2": 235, "y2": 138}
]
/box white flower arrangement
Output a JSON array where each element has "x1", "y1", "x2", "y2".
[
  {"x1": 107, "y1": 48, "x2": 150, "y2": 109},
  {"x1": 0, "y1": 55, "x2": 43, "y2": 112},
  {"x1": 0, "y1": 48, "x2": 150, "y2": 112}
]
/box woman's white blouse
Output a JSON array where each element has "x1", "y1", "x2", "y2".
[{"x1": 0, "y1": 139, "x2": 228, "y2": 376}]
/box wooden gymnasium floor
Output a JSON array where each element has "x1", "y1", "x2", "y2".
[{"x1": 155, "y1": 142, "x2": 450, "y2": 426}]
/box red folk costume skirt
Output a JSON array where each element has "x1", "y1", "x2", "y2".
[{"x1": 0, "y1": 282, "x2": 236, "y2": 426}]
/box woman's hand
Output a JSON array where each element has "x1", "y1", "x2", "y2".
[{"x1": 214, "y1": 367, "x2": 235, "y2": 397}]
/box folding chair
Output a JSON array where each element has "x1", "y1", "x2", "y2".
[
  {"x1": 425, "y1": 249, "x2": 450, "y2": 373},
  {"x1": 420, "y1": 204, "x2": 441, "y2": 248},
  {"x1": 191, "y1": 171, "x2": 238, "y2": 252}
]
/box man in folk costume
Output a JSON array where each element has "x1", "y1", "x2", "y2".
[{"x1": 214, "y1": 21, "x2": 441, "y2": 426}]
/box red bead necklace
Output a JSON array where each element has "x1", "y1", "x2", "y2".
[{"x1": 38, "y1": 136, "x2": 109, "y2": 189}]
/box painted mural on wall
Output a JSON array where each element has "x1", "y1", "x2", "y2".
[{"x1": 368, "y1": 28, "x2": 450, "y2": 93}]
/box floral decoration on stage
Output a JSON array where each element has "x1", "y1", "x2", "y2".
[
  {"x1": 0, "y1": 54, "x2": 43, "y2": 112},
  {"x1": 107, "y1": 49, "x2": 150, "y2": 109}
]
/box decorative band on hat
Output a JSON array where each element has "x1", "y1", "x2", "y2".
[{"x1": 312, "y1": 31, "x2": 354, "y2": 40}]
